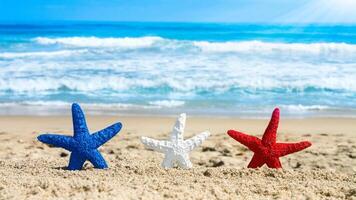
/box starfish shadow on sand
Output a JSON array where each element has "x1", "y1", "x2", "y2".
[
  {"x1": 37, "y1": 103, "x2": 122, "y2": 170},
  {"x1": 227, "y1": 108, "x2": 312, "y2": 169}
]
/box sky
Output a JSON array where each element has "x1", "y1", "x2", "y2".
[{"x1": 0, "y1": 0, "x2": 356, "y2": 23}]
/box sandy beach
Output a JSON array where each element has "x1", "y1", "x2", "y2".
[{"x1": 0, "y1": 115, "x2": 355, "y2": 199}]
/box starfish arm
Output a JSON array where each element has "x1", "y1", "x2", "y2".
[
  {"x1": 86, "y1": 149, "x2": 108, "y2": 169},
  {"x1": 37, "y1": 134, "x2": 75, "y2": 151},
  {"x1": 227, "y1": 130, "x2": 262, "y2": 152},
  {"x1": 247, "y1": 154, "x2": 265, "y2": 168},
  {"x1": 161, "y1": 154, "x2": 174, "y2": 169},
  {"x1": 176, "y1": 154, "x2": 193, "y2": 169},
  {"x1": 275, "y1": 141, "x2": 312, "y2": 157},
  {"x1": 67, "y1": 151, "x2": 86, "y2": 170},
  {"x1": 183, "y1": 131, "x2": 210, "y2": 151},
  {"x1": 266, "y1": 157, "x2": 282, "y2": 168},
  {"x1": 262, "y1": 108, "x2": 280, "y2": 146},
  {"x1": 141, "y1": 137, "x2": 172, "y2": 153},
  {"x1": 170, "y1": 113, "x2": 186, "y2": 143},
  {"x1": 71, "y1": 103, "x2": 89, "y2": 138},
  {"x1": 90, "y1": 122, "x2": 122, "y2": 148}
]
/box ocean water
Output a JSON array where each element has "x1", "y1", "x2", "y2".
[{"x1": 1, "y1": 22, "x2": 356, "y2": 117}]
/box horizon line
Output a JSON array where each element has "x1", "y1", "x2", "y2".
[{"x1": 0, "y1": 19, "x2": 355, "y2": 26}]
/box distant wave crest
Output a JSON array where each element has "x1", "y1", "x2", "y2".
[
  {"x1": 33, "y1": 36, "x2": 164, "y2": 48},
  {"x1": 24, "y1": 36, "x2": 356, "y2": 62},
  {"x1": 193, "y1": 40, "x2": 356, "y2": 61},
  {"x1": 0, "y1": 49, "x2": 87, "y2": 59}
]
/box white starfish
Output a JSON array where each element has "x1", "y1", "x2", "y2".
[{"x1": 141, "y1": 113, "x2": 210, "y2": 169}]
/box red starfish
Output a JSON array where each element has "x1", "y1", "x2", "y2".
[{"x1": 227, "y1": 108, "x2": 312, "y2": 169}]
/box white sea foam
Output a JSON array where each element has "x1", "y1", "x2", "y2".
[
  {"x1": 149, "y1": 100, "x2": 185, "y2": 108},
  {"x1": 193, "y1": 40, "x2": 356, "y2": 61},
  {"x1": 31, "y1": 37, "x2": 356, "y2": 61},
  {"x1": 8, "y1": 37, "x2": 356, "y2": 63},
  {"x1": 33, "y1": 36, "x2": 164, "y2": 48},
  {"x1": 0, "y1": 101, "x2": 182, "y2": 110},
  {"x1": 1, "y1": 60, "x2": 356, "y2": 93},
  {"x1": 281, "y1": 104, "x2": 330, "y2": 112},
  {"x1": 193, "y1": 40, "x2": 356, "y2": 53},
  {"x1": 0, "y1": 49, "x2": 87, "y2": 59}
]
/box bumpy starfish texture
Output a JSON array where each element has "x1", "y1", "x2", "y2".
[
  {"x1": 37, "y1": 103, "x2": 122, "y2": 170},
  {"x1": 141, "y1": 113, "x2": 210, "y2": 169},
  {"x1": 227, "y1": 108, "x2": 312, "y2": 169}
]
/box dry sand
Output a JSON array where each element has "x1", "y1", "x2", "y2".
[{"x1": 0, "y1": 115, "x2": 355, "y2": 199}]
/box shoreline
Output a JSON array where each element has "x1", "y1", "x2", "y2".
[{"x1": 1, "y1": 104, "x2": 356, "y2": 119}]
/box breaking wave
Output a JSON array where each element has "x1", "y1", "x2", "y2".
[
  {"x1": 193, "y1": 40, "x2": 356, "y2": 61},
  {"x1": 21, "y1": 36, "x2": 356, "y2": 62},
  {"x1": 33, "y1": 36, "x2": 164, "y2": 48},
  {"x1": 0, "y1": 50, "x2": 88, "y2": 59}
]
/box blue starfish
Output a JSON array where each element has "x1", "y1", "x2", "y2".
[{"x1": 37, "y1": 103, "x2": 122, "y2": 170}]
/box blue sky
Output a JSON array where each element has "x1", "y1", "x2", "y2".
[{"x1": 0, "y1": 0, "x2": 355, "y2": 23}]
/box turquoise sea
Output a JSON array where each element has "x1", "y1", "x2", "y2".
[{"x1": 1, "y1": 22, "x2": 356, "y2": 116}]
